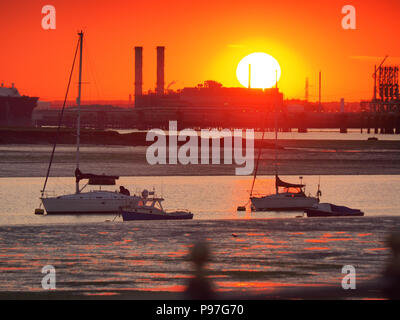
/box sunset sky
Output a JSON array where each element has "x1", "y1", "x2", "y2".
[{"x1": 1, "y1": 0, "x2": 399, "y2": 102}]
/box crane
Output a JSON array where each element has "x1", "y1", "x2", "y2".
[{"x1": 373, "y1": 55, "x2": 389, "y2": 100}]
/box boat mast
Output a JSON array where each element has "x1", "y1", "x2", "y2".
[
  {"x1": 40, "y1": 35, "x2": 81, "y2": 198},
  {"x1": 249, "y1": 69, "x2": 280, "y2": 198},
  {"x1": 274, "y1": 70, "x2": 279, "y2": 194},
  {"x1": 76, "y1": 31, "x2": 83, "y2": 194}
]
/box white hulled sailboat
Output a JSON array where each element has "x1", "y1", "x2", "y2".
[
  {"x1": 250, "y1": 175, "x2": 319, "y2": 211},
  {"x1": 39, "y1": 31, "x2": 142, "y2": 215},
  {"x1": 248, "y1": 76, "x2": 320, "y2": 212}
]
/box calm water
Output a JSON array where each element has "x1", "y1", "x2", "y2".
[
  {"x1": 0, "y1": 175, "x2": 399, "y2": 294},
  {"x1": 0, "y1": 175, "x2": 399, "y2": 225},
  {"x1": 0, "y1": 218, "x2": 397, "y2": 294}
]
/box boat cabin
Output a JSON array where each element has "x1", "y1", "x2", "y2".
[{"x1": 275, "y1": 175, "x2": 306, "y2": 195}]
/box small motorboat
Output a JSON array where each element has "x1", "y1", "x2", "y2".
[
  {"x1": 120, "y1": 190, "x2": 193, "y2": 221},
  {"x1": 305, "y1": 203, "x2": 364, "y2": 217}
]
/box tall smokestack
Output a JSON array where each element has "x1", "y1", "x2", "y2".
[
  {"x1": 318, "y1": 71, "x2": 322, "y2": 112},
  {"x1": 340, "y1": 98, "x2": 345, "y2": 113},
  {"x1": 156, "y1": 46, "x2": 165, "y2": 95},
  {"x1": 305, "y1": 77, "x2": 309, "y2": 102},
  {"x1": 135, "y1": 47, "x2": 143, "y2": 98}
]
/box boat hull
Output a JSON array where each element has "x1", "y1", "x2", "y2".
[
  {"x1": 306, "y1": 209, "x2": 364, "y2": 217},
  {"x1": 251, "y1": 195, "x2": 319, "y2": 211},
  {"x1": 122, "y1": 211, "x2": 193, "y2": 221},
  {"x1": 41, "y1": 192, "x2": 141, "y2": 215}
]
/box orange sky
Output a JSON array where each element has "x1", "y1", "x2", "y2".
[{"x1": 1, "y1": 0, "x2": 399, "y2": 102}]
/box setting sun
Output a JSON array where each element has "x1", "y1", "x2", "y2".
[{"x1": 236, "y1": 52, "x2": 282, "y2": 89}]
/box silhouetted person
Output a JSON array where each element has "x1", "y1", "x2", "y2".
[
  {"x1": 119, "y1": 186, "x2": 130, "y2": 196},
  {"x1": 185, "y1": 240, "x2": 216, "y2": 300}
]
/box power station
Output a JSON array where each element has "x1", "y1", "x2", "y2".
[
  {"x1": 30, "y1": 47, "x2": 400, "y2": 134},
  {"x1": 132, "y1": 46, "x2": 284, "y2": 129}
]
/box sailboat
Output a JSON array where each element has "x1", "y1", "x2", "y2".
[
  {"x1": 248, "y1": 78, "x2": 320, "y2": 212},
  {"x1": 39, "y1": 31, "x2": 143, "y2": 215},
  {"x1": 250, "y1": 175, "x2": 320, "y2": 211}
]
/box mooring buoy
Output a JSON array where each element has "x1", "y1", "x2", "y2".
[{"x1": 34, "y1": 208, "x2": 44, "y2": 215}]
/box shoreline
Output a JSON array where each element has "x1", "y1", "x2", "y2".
[
  {"x1": 2, "y1": 143, "x2": 400, "y2": 177},
  {"x1": 1, "y1": 127, "x2": 400, "y2": 147},
  {"x1": 1, "y1": 129, "x2": 400, "y2": 177}
]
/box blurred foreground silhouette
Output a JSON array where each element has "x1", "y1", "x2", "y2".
[
  {"x1": 184, "y1": 240, "x2": 216, "y2": 300},
  {"x1": 182, "y1": 234, "x2": 400, "y2": 300}
]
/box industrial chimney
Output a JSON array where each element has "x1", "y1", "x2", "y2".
[
  {"x1": 135, "y1": 47, "x2": 143, "y2": 99},
  {"x1": 156, "y1": 46, "x2": 165, "y2": 95}
]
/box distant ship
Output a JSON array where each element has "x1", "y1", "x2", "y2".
[{"x1": 0, "y1": 83, "x2": 38, "y2": 126}]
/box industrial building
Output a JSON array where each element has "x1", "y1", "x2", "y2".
[
  {"x1": 361, "y1": 62, "x2": 400, "y2": 134},
  {"x1": 133, "y1": 46, "x2": 284, "y2": 129},
  {"x1": 31, "y1": 48, "x2": 400, "y2": 134}
]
